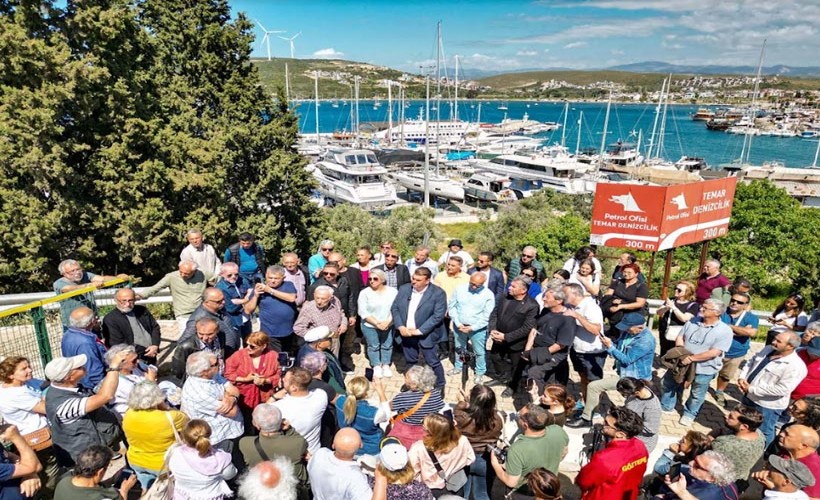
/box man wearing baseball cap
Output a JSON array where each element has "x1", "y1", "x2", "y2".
[
  {"x1": 753, "y1": 455, "x2": 816, "y2": 498},
  {"x1": 43, "y1": 350, "x2": 130, "y2": 466}
]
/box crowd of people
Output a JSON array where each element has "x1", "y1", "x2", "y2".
[{"x1": 1, "y1": 233, "x2": 820, "y2": 500}]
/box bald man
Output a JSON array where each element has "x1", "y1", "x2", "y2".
[
  {"x1": 238, "y1": 456, "x2": 299, "y2": 500},
  {"x1": 777, "y1": 424, "x2": 820, "y2": 498},
  {"x1": 102, "y1": 287, "x2": 162, "y2": 363},
  {"x1": 61, "y1": 306, "x2": 108, "y2": 388},
  {"x1": 139, "y1": 260, "x2": 211, "y2": 333},
  {"x1": 307, "y1": 428, "x2": 371, "y2": 500},
  {"x1": 179, "y1": 288, "x2": 239, "y2": 356},
  {"x1": 448, "y1": 272, "x2": 496, "y2": 384}
]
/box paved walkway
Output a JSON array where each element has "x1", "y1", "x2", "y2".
[{"x1": 151, "y1": 321, "x2": 766, "y2": 499}]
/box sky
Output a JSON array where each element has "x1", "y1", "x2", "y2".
[{"x1": 229, "y1": 0, "x2": 820, "y2": 74}]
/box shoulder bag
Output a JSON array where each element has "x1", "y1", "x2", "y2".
[
  {"x1": 425, "y1": 448, "x2": 468, "y2": 493},
  {"x1": 22, "y1": 426, "x2": 52, "y2": 452},
  {"x1": 141, "y1": 412, "x2": 181, "y2": 500}
]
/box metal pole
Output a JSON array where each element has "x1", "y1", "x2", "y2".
[
  {"x1": 661, "y1": 249, "x2": 674, "y2": 301},
  {"x1": 699, "y1": 240, "x2": 711, "y2": 278},
  {"x1": 647, "y1": 251, "x2": 657, "y2": 290},
  {"x1": 314, "y1": 70, "x2": 320, "y2": 145},
  {"x1": 424, "y1": 73, "x2": 430, "y2": 208}
]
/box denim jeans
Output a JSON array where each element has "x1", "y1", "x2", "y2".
[
  {"x1": 660, "y1": 371, "x2": 715, "y2": 420},
  {"x1": 454, "y1": 328, "x2": 487, "y2": 376},
  {"x1": 131, "y1": 463, "x2": 160, "y2": 490},
  {"x1": 361, "y1": 323, "x2": 393, "y2": 366},
  {"x1": 743, "y1": 397, "x2": 783, "y2": 448},
  {"x1": 463, "y1": 452, "x2": 491, "y2": 500}
]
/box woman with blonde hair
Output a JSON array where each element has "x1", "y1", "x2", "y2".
[
  {"x1": 409, "y1": 413, "x2": 475, "y2": 497},
  {"x1": 358, "y1": 268, "x2": 398, "y2": 377},
  {"x1": 657, "y1": 280, "x2": 699, "y2": 354},
  {"x1": 167, "y1": 419, "x2": 237, "y2": 499},
  {"x1": 334, "y1": 376, "x2": 388, "y2": 455}
]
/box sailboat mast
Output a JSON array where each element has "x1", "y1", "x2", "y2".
[
  {"x1": 743, "y1": 39, "x2": 767, "y2": 165},
  {"x1": 657, "y1": 74, "x2": 672, "y2": 159},
  {"x1": 646, "y1": 77, "x2": 666, "y2": 160},
  {"x1": 813, "y1": 138, "x2": 820, "y2": 168},
  {"x1": 561, "y1": 101, "x2": 569, "y2": 147},
  {"x1": 576, "y1": 111, "x2": 583, "y2": 156},
  {"x1": 284, "y1": 63, "x2": 290, "y2": 103},
  {"x1": 314, "y1": 71, "x2": 320, "y2": 145},
  {"x1": 354, "y1": 76, "x2": 360, "y2": 142},
  {"x1": 435, "y1": 22, "x2": 441, "y2": 149},
  {"x1": 454, "y1": 55, "x2": 459, "y2": 122},
  {"x1": 387, "y1": 81, "x2": 393, "y2": 146},
  {"x1": 424, "y1": 72, "x2": 431, "y2": 208},
  {"x1": 597, "y1": 91, "x2": 612, "y2": 172},
  {"x1": 399, "y1": 85, "x2": 405, "y2": 146}
]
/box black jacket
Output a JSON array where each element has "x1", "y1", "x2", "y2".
[
  {"x1": 308, "y1": 276, "x2": 353, "y2": 317},
  {"x1": 171, "y1": 337, "x2": 224, "y2": 382},
  {"x1": 101, "y1": 306, "x2": 161, "y2": 354},
  {"x1": 488, "y1": 295, "x2": 539, "y2": 351},
  {"x1": 373, "y1": 263, "x2": 411, "y2": 289}
]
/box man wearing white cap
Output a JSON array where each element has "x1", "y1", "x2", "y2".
[{"x1": 43, "y1": 351, "x2": 130, "y2": 466}]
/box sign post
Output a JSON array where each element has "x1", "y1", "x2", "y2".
[{"x1": 590, "y1": 177, "x2": 738, "y2": 293}]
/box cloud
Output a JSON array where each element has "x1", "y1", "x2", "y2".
[
  {"x1": 610, "y1": 49, "x2": 625, "y2": 56},
  {"x1": 564, "y1": 42, "x2": 588, "y2": 49},
  {"x1": 312, "y1": 48, "x2": 344, "y2": 58},
  {"x1": 516, "y1": 50, "x2": 538, "y2": 56},
  {"x1": 504, "y1": 17, "x2": 675, "y2": 44}
]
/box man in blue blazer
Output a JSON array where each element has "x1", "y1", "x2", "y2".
[
  {"x1": 468, "y1": 251, "x2": 506, "y2": 300},
  {"x1": 391, "y1": 267, "x2": 447, "y2": 387}
]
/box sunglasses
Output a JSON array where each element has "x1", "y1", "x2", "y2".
[
  {"x1": 321, "y1": 247, "x2": 333, "y2": 252},
  {"x1": 386, "y1": 254, "x2": 399, "y2": 258},
  {"x1": 521, "y1": 253, "x2": 535, "y2": 259},
  {"x1": 322, "y1": 272, "x2": 338, "y2": 277},
  {"x1": 247, "y1": 344, "x2": 262, "y2": 349},
  {"x1": 674, "y1": 287, "x2": 686, "y2": 293},
  {"x1": 368, "y1": 277, "x2": 380, "y2": 282},
  {"x1": 730, "y1": 299, "x2": 748, "y2": 305}
]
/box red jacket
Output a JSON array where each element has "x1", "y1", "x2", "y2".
[
  {"x1": 577, "y1": 438, "x2": 648, "y2": 500},
  {"x1": 791, "y1": 349, "x2": 820, "y2": 400}
]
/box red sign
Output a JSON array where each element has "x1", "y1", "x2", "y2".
[{"x1": 589, "y1": 177, "x2": 738, "y2": 252}]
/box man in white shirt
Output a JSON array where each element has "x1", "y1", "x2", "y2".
[
  {"x1": 308, "y1": 428, "x2": 371, "y2": 500},
  {"x1": 437, "y1": 239, "x2": 474, "y2": 273},
  {"x1": 272, "y1": 367, "x2": 328, "y2": 453},
  {"x1": 562, "y1": 283, "x2": 606, "y2": 411},
  {"x1": 179, "y1": 228, "x2": 221, "y2": 279}
]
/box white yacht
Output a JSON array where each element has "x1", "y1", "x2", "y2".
[
  {"x1": 388, "y1": 170, "x2": 465, "y2": 201},
  {"x1": 375, "y1": 119, "x2": 479, "y2": 146},
  {"x1": 468, "y1": 150, "x2": 595, "y2": 195},
  {"x1": 306, "y1": 148, "x2": 398, "y2": 209},
  {"x1": 462, "y1": 171, "x2": 516, "y2": 202}
]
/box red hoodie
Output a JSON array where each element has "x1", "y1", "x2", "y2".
[{"x1": 576, "y1": 437, "x2": 648, "y2": 500}]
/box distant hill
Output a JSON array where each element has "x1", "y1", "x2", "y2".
[
  {"x1": 476, "y1": 70, "x2": 670, "y2": 89},
  {"x1": 607, "y1": 61, "x2": 820, "y2": 78}
]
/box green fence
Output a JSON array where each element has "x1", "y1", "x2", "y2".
[{"x1": 0, "y1": 278, "x2": 133, "y2": 378}]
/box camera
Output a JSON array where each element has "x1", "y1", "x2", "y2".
[
  {"x1": 277, "y1": 352, "x2": 295, "y2": 381},
  {"x1": 487, "y1": 444, "x2": 508, "y2": 464},
  {"x1": 456, "y1": 347, "x2": 474, "y2": 364}
]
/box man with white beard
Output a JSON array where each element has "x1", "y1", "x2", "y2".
[
  {"x1": 102, "y1": 287, "x2": 162, "y2": 364},
  {"x1": 237, "y1": 456, "x2": 299, "y2": 500}
]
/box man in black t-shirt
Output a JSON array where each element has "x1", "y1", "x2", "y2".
[{"x1": 523, "y1": 282, "x2": 576, "y2": 390}]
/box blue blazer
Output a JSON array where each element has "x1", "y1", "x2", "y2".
[
  {"x1": 468, "y1": 267, "x2": 506, "y2": 299},
  {"x1": 391, "y1": 283, "x2": 447, "y2": 346}
]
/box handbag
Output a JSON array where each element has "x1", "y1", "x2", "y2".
[
  {"x1": 426, "y1": 448, "x2": 468, "y2": 492},
  {"x1": 22, "y1": 426, "x2": 52, "y2": 452},
  {"x1": 664, "y1": 307, "x2": 684, "y2": 342},
  {"x1": 141, "y1": 412, "x2": 181, "y2": 500}
]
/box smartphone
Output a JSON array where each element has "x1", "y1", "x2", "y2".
[
  {"x1": 668, "y1": 463, "x2": 682, "y2": 482},
  {"x1": 113, "y1": 468, "x2": 134, "y2": 488},
  {"x1": 254, "y1": 276, "x2": 263, "y2": 285},
  {"x1": 365, "y1": 367, "x2": 374, "y2": 382}
]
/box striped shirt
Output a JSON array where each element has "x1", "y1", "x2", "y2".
[
  {"x1": 391, "y1": 390, "x2": 445, "y2": 426},
  {"x1": 54, "y1": 387, "x2": 90, "y2": 425}
]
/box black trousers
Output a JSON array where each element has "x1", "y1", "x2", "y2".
[
  {"x1": 488, "y1": 344, "x2": 525, "y2": 391},
  {"x1": 527, "y1": 359, "x2": 570, "y2": 392}
]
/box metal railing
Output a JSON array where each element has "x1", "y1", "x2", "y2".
[{"x1": 0, "y1": 278, "x2": 134, "y2": 377}]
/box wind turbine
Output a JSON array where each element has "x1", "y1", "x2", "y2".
[
  {"x1": 255, "y1": 20, "x2": 284, "y2": 61},
  {"x1": 278, "y1": 32, "x2": 301, "y2": 59}
]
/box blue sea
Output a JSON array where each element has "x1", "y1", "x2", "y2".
[{"x1": 294, "y1": 100, "x2": 819, "y2": 168}]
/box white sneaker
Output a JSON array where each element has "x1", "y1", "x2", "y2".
[
  {"x1": 381, "y1": 365, "x2": 393, "y2": 378},
  {"x1": 373, "y1": 365, "x2": 383, "y2": 378}
]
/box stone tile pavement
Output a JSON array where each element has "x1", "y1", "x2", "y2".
[{"x1": 147, "y1": 321, "x2": 766, "y2": 499}]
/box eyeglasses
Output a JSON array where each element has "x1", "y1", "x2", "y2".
[
  {"x1": 699, "y1": 306, "x2": 719, "y2": 312},
  {"x1": 321, "y1": 247, "x2": 333, "y2": 252},
  {"x1": 322, "y1": 272, "x2": 338, "y2": 277},
  {"x1": 368, "y1": 277, "x2": 380, "y2": 282},
  {"x1": 674, "y1": 287, "x2": 686, "y2": 293},
  {"x1": 729, "y1": 299, "x2": 749, "y2": 305},
  {"x1": 224, "y1": 273, "x2": 238, "y2": 277}
]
